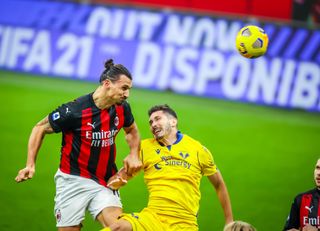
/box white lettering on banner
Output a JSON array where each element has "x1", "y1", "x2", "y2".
[
  {"x1": 134, "y1": 44, "x2": 227, "y2": 94},
  {"x1": 0, "y1": 26, "x2": 12, "y2": 66},
  {"x1": 163, "y1": 15, "x2": 195, "y2": 46},
  {"x1": 190, "y1": 18, "x2": 215, "y2": 48},
  {"x1": 86, "y1": 8, "x2": 162, "y2": 40},
  {"x1": 86, "y1": 8, "x2": 240, "y2": 50},
  {"x1": 133, "y1": 43, "x2": 198, "y2": 93},
  {"x1": 291, "y1": 62, "x2": 320, "y2": 109},
  {"x1": 52, "y1": 33, "x2": 93, "y2": 77},
  {"x1": 277, "y1": 60, "x2": 296, "y2": 106},
  {"x1": 133, "y1": 42, "x2": 160, "y2": 87},
  {"x1": 216, "y1": 20, "x2": 242, "y2": 51},
  {"x1": 8, "y1": 28, "x2": 34, "y2": 68},
  {"x1": 248, "y1": 58, "x2": 282, "y2": 104},
  {"x1": 0, "y1": 25, "x2": 93, "y2": 78},
  {"x1": 137, "y1": 12, "x2": 163, "y2": 41},
  {"x1": 222, "y1": 55, "x2": 250, "y2": 99},
  {"x1": 123, "y1": 11, "x2": 140, "y2": 40},
  {"x1": 86, "y1": 7, "x2": 124, "y2": 39},
  {"x1": 171, "y1": 48, "x2": 198, "y2": 93},
  {"x1": 53, "y1": 34, "x2": 77, "y2": 76},
  {"x1": 195, "y1": 50, "x2": 224, "y2": 95},
  {"x1": 76, "y1": 37, "x2": 93, "y2": 77},
  {"x1": 158, "y1": 45, "x2": 175, "y2": 90},
  {"x1": 23, "y1": 31, "x2": 51, "y2": 72},
  {"x1": 133, "y1": 42, "x2": 320, "y2": 110},
  {"x1": 163, "y1": 16, "x2": 241, "y2": 49}
]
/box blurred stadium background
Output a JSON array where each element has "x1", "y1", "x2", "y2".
[{"x1": 0, "y1": 0, "x2": 319, "y2": 230}]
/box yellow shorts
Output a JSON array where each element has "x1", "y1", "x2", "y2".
[{"x1": 120, "y1": 208, "x2": 198, "y2": 231}]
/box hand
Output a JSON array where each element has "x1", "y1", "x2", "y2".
[
  {"x1": 15, "y1": 166, "x2": 35, "y2": 183},
  {"x1": 302, "y1": 225, "x2": 318, "y2": 231},
  {"x1": 123, "y1": 154, "x2": 142, "y2": 176},
  {"x1": 107, "y1": 174, "x2": 128, "y2": 190}
]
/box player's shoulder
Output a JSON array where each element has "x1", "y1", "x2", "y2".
[
  {"x1": 119, "y1": 100, "x2": 133, "y2": 112},
  {"x1": 295, "y1": 188, "x2": 318, "y2": 200},
  {"x1": 182, "y1": 134, "x2": 203, "y2": 148},
  {"x1": 141, "y1": 138, "x2": 157, "y2": 148},
  {"x1": 182, "y1": 134, "x2": 213, "y2": 156},
  {"x1": 74, "y1": 93, "x2": 92, "y2": 105},
  {"x1": 62, "y1": 93, "x2": 93, "y2": 111}
]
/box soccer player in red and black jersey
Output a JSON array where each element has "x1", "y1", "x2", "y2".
[
  {"x1": 284, "y1": 158, "x2": 320, "y2": 231},
  {"x1": 15, "y1": 59, "x2": 142, "y2": 231}
]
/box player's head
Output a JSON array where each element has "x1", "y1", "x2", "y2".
[
  {"x1": 99, "y1": 59, "x2": 132, "y2": 104},
  {"x1": 223, "y1": 221, "x2": 257, "y2": 231},
  {"x1": 148, "y1": 104, "x2": 178, "y2": 140},
  {"x1": 314, "y1": 159, "x2": 320, "y2": 188},
  {"x1": 100, "y1": 59, "x2": 132, "y2": 83}
]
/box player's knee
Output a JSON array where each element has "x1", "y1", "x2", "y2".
[{"x1": 109, "y1": 220, "x2": 132, "y2": 231}]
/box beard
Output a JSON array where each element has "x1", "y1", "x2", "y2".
[
  {"x1": 116, "y1": 98, "x2": 126, "y2": 105},
  {"x1": 154, "y1": 123, "x2": 172, "y2": 141}
]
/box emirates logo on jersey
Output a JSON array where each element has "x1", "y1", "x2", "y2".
[
  {"x1": 114, "y1": 116, "x2": 119, "y2": 126},
  {"x1": 303, "y1": 216, "x2": 320, "y2": 227},
  {"x1": 85, "y1": 129, "x2": 119, "y2": 147}
]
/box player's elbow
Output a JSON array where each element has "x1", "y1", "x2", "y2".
[{"x1": 32, "y1": 124, "x2": 49, "y2": 138}]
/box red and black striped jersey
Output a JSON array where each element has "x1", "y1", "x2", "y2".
[
  {"x1": 48, "y1": 93, "x2": 134, "y2": 187},
  {"x1": 284, "y1": 188, "x2": 320, "y2": 230}
]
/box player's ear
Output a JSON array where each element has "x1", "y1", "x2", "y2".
[
  {"x1": 171, "y1": 118, "x2": 177, "y2": 127},
  {"x1": 102, "y1": 79, "x2": 112, "y2": 88}
]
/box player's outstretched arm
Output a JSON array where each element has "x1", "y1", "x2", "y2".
[
  {"x1": 15, "y1": 116, "x2": 54, "y2": 183},
  {"x1": 123, "y1": 122, "x2": 142, "y2": 176},
  {"x1": 208, "y1": 171, "x2": 234, "y2": 225},
  {"x1": 107, "y1": 167, "x2": 137, "y2": 190}
]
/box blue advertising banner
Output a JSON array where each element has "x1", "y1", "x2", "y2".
[{"x1": 0, "y1": 0, "x2": 319, "y2": 112}]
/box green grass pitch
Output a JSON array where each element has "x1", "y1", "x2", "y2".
[{"x1": 0, "y1": 70, "x2": 319, "y2": 230}]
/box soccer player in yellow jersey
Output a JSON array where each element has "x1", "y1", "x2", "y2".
[{"x1": 104, "y1": 104, "x2": 233, "y2": 231}]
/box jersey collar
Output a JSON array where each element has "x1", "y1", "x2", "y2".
[{"x1": 158, "y1": 131, "x2": 183, "y2": 150}]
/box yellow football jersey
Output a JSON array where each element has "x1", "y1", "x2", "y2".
[{"x1": 140, "y1": 132, "x2": 217, "y2": 225}]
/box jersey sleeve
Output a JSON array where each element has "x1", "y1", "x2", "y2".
[
  {"x1": 139, "y1": 146, "x2": 144, "y2": 165},
  {"x1": 48, "y1": 102, "x2": 75, "y2": 133},
  {"x1": 123, "y1": 101, "x2": 134, "y2": 127},
  {"x1": 283, "y1": 196, "x2": 300, "y2": 230},
  {"x1": 139, "y1": 139, "x2": 148, "y2": 166},
  {"x1": 198, "y1": 145, "x2": 217, "y2": 176}
]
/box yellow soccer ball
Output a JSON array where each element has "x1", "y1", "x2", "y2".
[{"x1": 236, "y1": 25, "x2": 269, "y2": 58}]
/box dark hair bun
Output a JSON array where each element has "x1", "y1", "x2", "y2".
[{"x1": 104, "y1": 59, "x2": 114, "y2": 71}]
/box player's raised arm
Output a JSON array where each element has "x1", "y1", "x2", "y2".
[
  {"x1": 123, "y1": 122, "x2": 142, "y2": 176},
  {"x1": 15, "y1": 116, "x2": 54, "y2": 183},
  {"x1": 208, "y1": 171, "x2": 233, "y2": 225}
]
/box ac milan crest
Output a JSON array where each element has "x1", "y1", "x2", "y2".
[
  {"x1": 114, "y1": 116, "x2": 119, "y2": 126},
  {"x1": 55, "y1": 209, "x2": 61, "y2": 222}
]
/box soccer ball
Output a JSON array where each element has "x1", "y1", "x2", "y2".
[{"x1": 235, "y1": 25, "x2": 269, "y2": 59}]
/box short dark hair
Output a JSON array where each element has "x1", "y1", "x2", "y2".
[
  {"x1": 99, "y1": 59, "x2": 132, "y2": 83},
  {"x1": 148, "y1": 104, "x2": 178, "y2": 119}
]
